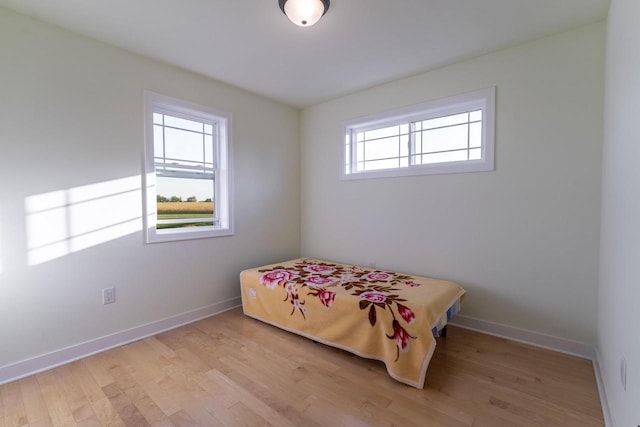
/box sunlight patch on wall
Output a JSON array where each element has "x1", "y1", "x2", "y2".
[{"x1": 25, "y1": 176, "x2": 143, "y2": 266}]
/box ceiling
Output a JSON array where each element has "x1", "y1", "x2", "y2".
[{"x1": 0, "y1": 0, "x2": 610, "y2": 108}]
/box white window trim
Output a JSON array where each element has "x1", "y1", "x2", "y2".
[
  {"x1": 341, "y1": 87, "x2": 496, "y2": 180},
  {"x1": 143, "y1": 91, "x2": 234, "y2": 243}
]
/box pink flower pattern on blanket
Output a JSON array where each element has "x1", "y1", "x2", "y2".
[
  {"x1": 258, "y1": 259, "x2": 422, "y2": 362},
  {"x1": 285, "y1": 282, "x2": 299, "y2": 296},
  {"x1": 388, "y1": 320, "x2": 416, "y2": 357},
  {"x1": 397, "y1": 303, "x2": 416, "y2": 324},
  {"x1": 362, "y1": 271, "x2": 395, "y2": 282},
  {"x1": 305, "y1": 276, "x2": 334, "y2": 287},
  {"x1": 360, "y1": 291, "x2": 387, "y2": 304},
  {"x1": 259, "y1": 269, "x2": 299, "y2": 289},
  {"x1": 303, "y1": 264, "x2": 336, "y2": 275},
  {"x1": 317, "y1": 289, "x2": 336, "y2": 308}
]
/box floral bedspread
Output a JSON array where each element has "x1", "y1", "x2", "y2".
[{"x1": 240, "y1": 258, "x2": 465, "y2": 388}]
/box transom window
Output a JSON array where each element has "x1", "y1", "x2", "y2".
[
  {"x1": 343, "y1": 87, "x2": 495, "y2": 179},
  {"x1": 143, "y1": 91, "x2": 233, "y2": 243}
]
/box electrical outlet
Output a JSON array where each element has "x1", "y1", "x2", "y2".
[
  {"x1": 620, "y1": 356, "x2": 627, "y2": 391},
  {"x1": 368, "y1": 260, "x2": 376, "y2": 268},
  {"x1": 102, "y1": 287, "x2": 116, "y2": 305}
]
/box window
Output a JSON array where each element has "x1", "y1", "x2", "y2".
[
  {"x1": 342, "y1": 87, "x2": 495, "y2": 179},
  {"x1": 143, "y1": 91, "x2": 233, "y2": 243}
]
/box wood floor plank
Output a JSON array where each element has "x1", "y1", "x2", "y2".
[
  {"x1": 18, "y1": 376, "x2": 50, "y2": 426},
  {"x1": 82, "y1": 352, "x2": 118, "y2": 389},
  {"x1": 53, "y1": 364, "x2": 99, "y2": 424},
  {"x1": 167, "y1": 409, "x2": 197, "y2": 427},
  {"x1": 303, "y1": 393, "x2": 392, "y2": 427},
  {"x1": 101, "y1": 382, "x2": 150, "y2": 427},
  {"x1": 35, "y1": 371, "x2": 77, "y2": 427},
  {"x1": 87, "y1": 397, "x2": 126, "y2": 427},
  {"x1": 65, "y1": 361, "x2": 128, "y2": 427},
  {"x1": 0, "y1": 308, "x2": 604, "y2": 426},
  {"x1": 142, "y1": 336, "x2": 177, "y2": 360},
  {"x1": 180, "y1": 396, "x2": 231, "y2": 426},
  {"x1": 1, "y1": 380, "x2": 28, "y2": 427},
  {"x1": 217, "y1": 354, "x2": 314, "y2": 417},
  {"x1": 0, "y1": 385, "x2": 5, "y2": 427},
  {"x1": 175, "y1": 369, "x2": 248, "y2": 426},
  {"x1": 105, "y1": 352, "x2": 175, "y2": 426},
  {"x1": 228, "y1": 401, "x2": 273, "y2": 426},
  {"x1": 67, "y1": 361, "x2": 107, "y2": 405},
  {"x1": 207, "y1": 368, "x2": 299, "y2": 427}
]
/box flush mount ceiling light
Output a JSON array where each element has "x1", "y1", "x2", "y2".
[{"x1": 279, "y1": 0, "x2": 330, "y2": 27}]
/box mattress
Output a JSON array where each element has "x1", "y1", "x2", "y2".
[{"x1": 240, "y1": 258, "x2": 465, "y2": 388}]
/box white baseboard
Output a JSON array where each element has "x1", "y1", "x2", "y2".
[
  {"x1": 592, "y1": 349, "x2": 615, "y2": 427},
  {"x1": 0, "y1": 297, "x2": 241, "y2": 386},
  {"x1": 449, "y1": 314, "x2": 595, "y2": 359},
  {"x1": 449, "y1": 314, "x2": 613, "y2": 426}
]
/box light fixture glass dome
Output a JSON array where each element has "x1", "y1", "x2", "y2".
[{"x1": 279, "y1": 0, "x2": 329, "y2": 27}]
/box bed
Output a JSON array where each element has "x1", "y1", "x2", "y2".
[{"x1": 240, "y1": 258, "x2": 465, "y2": 388}]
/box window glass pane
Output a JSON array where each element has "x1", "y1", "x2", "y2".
[
  {"x1": 156, "y1": 176, "x2": 214, "y2": 229},
  {"x1": 204, "y1": 135, "x2": 214, "y2": 165},
  {"x1": 164, "y1": 127, "x2": 205, "y2": 164},
  {"x1": 399, "y1": 124, "x2": 409, "y2": 135},
  {"x1": 356, "y1": 141, "x2": 364, "y2": 161},
  {"x1": 419, "y1": 150, "x2": 469, "y2": 165},
  {"x1": 413, "y1": 130, "x2": 422, "y2": 154},
  {"x1": 364, "y1": 125, "x2": 400, "y2": 141},
  {"x1": 422, "y1": 112, "x2": 468, "y2": 130},
  {"x1": 399, "y1": 157, "x2": 409, "y2": 168},
  {"x1": 153, "y1": 113, "x2": 164, "y2": 125},
  {"x1": 469, "y1": 110, "x2": 482, "y2": 122},
  {"x1": 153, "y1": 125, "x2": 164, "y2": 159},
  {"x1": 204, "y1": 124, "x2": 213, "y2": 135},
  {"x1": 469, "y1": 148, "x2": 482, "y2": 160},
  {"x1": 157, "y1": 177, "x2": 214, "y2": 203},
  {"x1": 164, "y1": 115, "x2": 203, "y2": 133},
  {"x1": 420, "y1": 124, "x2": 469, "y2": 153},
  {"x1": 363, "y1": 136, "x2": 399, "y2": 161},
  {"x1": 469, "y1": 122, "x2": 482, "y2": 148},
  {"x1": 356, "y1": 131, "x2": 365, "y2": 142}
]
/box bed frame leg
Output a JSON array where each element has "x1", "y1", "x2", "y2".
[{"x1": 440, "y1": 326, "x2": 447, "y2": 338}]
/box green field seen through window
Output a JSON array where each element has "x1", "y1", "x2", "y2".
[{"x1": 157, "y1": 202, "x2": 213, "y2": 229}]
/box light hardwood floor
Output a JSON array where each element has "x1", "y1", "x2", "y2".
[{"x1": 1, "y1": 308, "x2": 604, "y2": 426}]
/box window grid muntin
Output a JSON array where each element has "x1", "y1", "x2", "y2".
[
  {"x1": 342, "y1": 87, "x2": 495, "y2": 180},
  {"x1": 154, "y1": 112, "x2": 217, "y2": 178},
  {"x1": 411, "y1": 111, "x2": 482, "y2": 164},
  {"x1": 352, "y1": 109, "x2": 482, "y2": 172},
  {"x1": 153, "y1": 110, "x2": 219, "y2": 229}
]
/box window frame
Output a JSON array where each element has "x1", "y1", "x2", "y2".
[
  {"x1": 143, "y1": 91, "x2": 233, "y2": 243},
  {"x1": 341, "y1": 87, "x2": 496, "y2": 180}
]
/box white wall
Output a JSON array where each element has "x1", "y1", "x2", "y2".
[
  {"x1": 0, "y1": 8, "x2": 300, "y2": 367},
  {"x1": 301, "y1": 23, "x2": 605, "y2": 344},
  {"x1": 598, "y1": 0, "x2": 640, "y2": 425}
]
